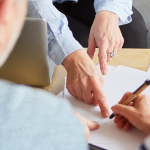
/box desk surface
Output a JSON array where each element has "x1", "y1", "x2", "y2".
[{"x1": 43, "y1": 48, "x2": 150, "y2": 95}]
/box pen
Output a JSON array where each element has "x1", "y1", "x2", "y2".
[{"x1": 109, "y1": 79, "x2": 150, "y2": 119}]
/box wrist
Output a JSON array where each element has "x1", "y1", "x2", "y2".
[
  {"x1": 63, "y1": 49, "x2": 89, "y2": 71},
  {"x1": 96, "y1": 11, "x2": 119, "y2": 23}
]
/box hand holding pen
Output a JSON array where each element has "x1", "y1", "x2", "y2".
[
  {"x1": 111, "y1": 80, "x2": 150, "y2": 134},
  {"x1": 110, "y1": 80, "x2": 150, "y2": 119}
]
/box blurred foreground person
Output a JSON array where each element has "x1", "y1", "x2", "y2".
[{"x1": 0, "y1": 0, "x2": 99, "y2": 149}]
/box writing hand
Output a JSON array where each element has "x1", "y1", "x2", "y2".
[{"x1": 111, "y1": 92, "x2": 150, "y2": 134}]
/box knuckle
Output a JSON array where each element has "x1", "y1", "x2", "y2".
[
  {"x1": 99, "y1": 55, "x2": 107, "y2": 62},
  {"x1": 96, "y1": 97, "x2": 105, "y2": 104},
  {"x1": 90, "y1": 76, "x2": 104, "y2": 86},
  {"x1": 116, "y1": 39, "x2": 120, "y2": 45},
  {"x1": 109, "y1": 36, "x2": 115, "y2": 43},
  {"x1": 81, "y1": 81, "x2": 87, "y2": 89},
  {"x1": 142, "y1": 94, "x2": 149, "y2": 100},
  {"x1": 89, "y1": 77, "x2": 98, "y2": 86},
  {"x1": 85, "y1": 100, "x2": 93, "y2": 105},
  {"x1": 110, "y1": 37, "x2": 116, "y2": 44},
  {"x1": 99, "y1": 76, "x2": 104, "y2": 84},
  {"x1": 121, "y1": 38, "x2": 124, "y2": 44},
  {"x1": 139, "y1": 112, "x2": 145, "y2": 119},
  {"x1": 127, "y1": 107, "x2": 135, "y2": 115},
  {"x1": 101, "y1": 37, "x2": 107, "y2": 43},
  {"x1": 113, "y1": 38, "x2": 120, "y2": 46}
]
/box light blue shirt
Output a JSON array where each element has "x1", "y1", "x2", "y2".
[
  {"x1": 0, "y1": 79, "x2": 87, "y2": 150},
  {"x1": 27, "y1": 0, "x2": 133, "y2": 65}
]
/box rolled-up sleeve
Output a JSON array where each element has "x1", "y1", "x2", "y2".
[
  {"x1": 94, "y1": 0, "x2": 133, "y2": 26},
  {"x1": 27, "y1": 0, "x2": 83, "y2": 65}
]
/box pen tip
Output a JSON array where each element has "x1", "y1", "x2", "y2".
[
  {"x1": 146, "y1": 79, "x2": 150, "y2": 85},
  {"x1": 109, "y1": 113, "x2": 115, "y2": 119}
]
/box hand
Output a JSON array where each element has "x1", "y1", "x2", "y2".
[
  {"x1": 74, "y1": 112, "x2": 100, "y2": 142},
  {"x1": 111, "y1": 92, "x2": 150, "y2": 135},
  {"x1": 87, "y1": 11, "x2": 124, "y2": 75},
  {"x1": 63, "y1": 49, "x2": 109, "y2": 118}
]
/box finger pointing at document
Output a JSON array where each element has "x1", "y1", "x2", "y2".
[
  {"x1": 87, "y1": 11, "x2": 124, "y2": 75},
  {"x1": 63, "y1": 49, "x2": 109, "y2": 118}
]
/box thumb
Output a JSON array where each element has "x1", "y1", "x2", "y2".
[
  {"x1": 87, "y1": 33, "x2": 96, "y2": 59},
  {"x1": 86, "y1": 120, "x2": 100, "y2": 130},
  {"x1": 111, "y1": 104, "x2": 135, "y2": 120},
  {"x1": 74, "y1": 112, "x2": 100, "y2": 130}
]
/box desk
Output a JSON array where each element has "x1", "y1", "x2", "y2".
[
  {"x1": 43, "y1": 48, "x2": 150, "y2": 95},
  {"x1": 43, "y1": 48, "x2": 150, "y2": 150}
]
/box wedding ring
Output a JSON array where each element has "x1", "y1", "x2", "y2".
[{"x1": 107, "y1": 51, "x2": 115, "y2": 58}]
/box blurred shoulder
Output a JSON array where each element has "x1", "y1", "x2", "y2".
[{"x1": 0, "y1": 79, "x2": 87, "y2": 150}]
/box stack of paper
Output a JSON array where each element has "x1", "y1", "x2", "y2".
[{"x1": 57, "y1": 65, "x2": 150, "y2": 150}]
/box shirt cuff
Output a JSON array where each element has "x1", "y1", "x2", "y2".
[
  {"x1": 94, "y1": 1, "x2": 133, "y2": 26},
  {"x1": 48, "y1": 30, "x2": 84, "y2": 65}
]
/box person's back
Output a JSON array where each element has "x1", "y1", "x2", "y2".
[
  {"x1": 0, "y1": 0, "x2": 94, "y2": 149},
  {"x1": 0, "y1": 79, "x2": 87, "y2": 150}
]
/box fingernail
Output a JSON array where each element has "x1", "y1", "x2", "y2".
[
  {"x1": 94, "y1": 102, "x2": 98, "y2": 106},
  {"x1": 102, "y1": 70, "x2": 108, "y2": 75},
  {"x1": 111, "y1": 105, "x2": 117, "y2": 110},
  {"x1": 94, "y1": 122, "x2": 100, "y2": 128},
  {"x1": 102, "y1": 111, "x2": 109, "y2": 118},
  {"x1": 96, "y1": 123, "x2": 100, "y2": 129}
]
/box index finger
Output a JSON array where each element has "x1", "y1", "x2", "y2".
[
  {"x1": 118, "y1": 92, "x2": 133, "y2": 104},
  {"x1": 93, "y1": 85, "x2": 109, "y2": 118},
  {"x1": 98, "y1": 42, "x2": 108, "y2": 75}
]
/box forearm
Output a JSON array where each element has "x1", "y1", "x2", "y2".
[{"x1": 48, "y1": 30, "x2": 84, "y2": 65}]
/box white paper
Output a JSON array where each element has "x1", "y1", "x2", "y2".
[
  {"x1": 63, "y1": 65, "x2": 150, "y2": 150},
  {"x1": 96, "y1": 64, "x2": 116, "y2": 74},
  {"x1": 146, "y1": 64, "x2": 150, "y2": 72},
  {"x1": 57, "y1": 91, "x2": 63, "y2": 97}
]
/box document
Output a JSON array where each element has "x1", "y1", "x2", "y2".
[
  {"x1": 61, "y1": 65, "x2": 150, "y2": 150},
  {"x1": 96, "y1": 64, "x2": 116, "y2": 74}
]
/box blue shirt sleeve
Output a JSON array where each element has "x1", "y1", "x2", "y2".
[
  {"x1": 0, "y1": 79, "x2": 87, "y2": 150},
  {"x1": 27, "y1": 0, "x2": 84, "y2": 65},
  {"x1": 53, "y1": 0, "x2": 133, "y2": 26},
  {"x1": 94, "y1": 0, "x2": 133, "y2": 26},
  {"x1": 27, "y1": 0, "x2": 132, "y2": 65}
]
